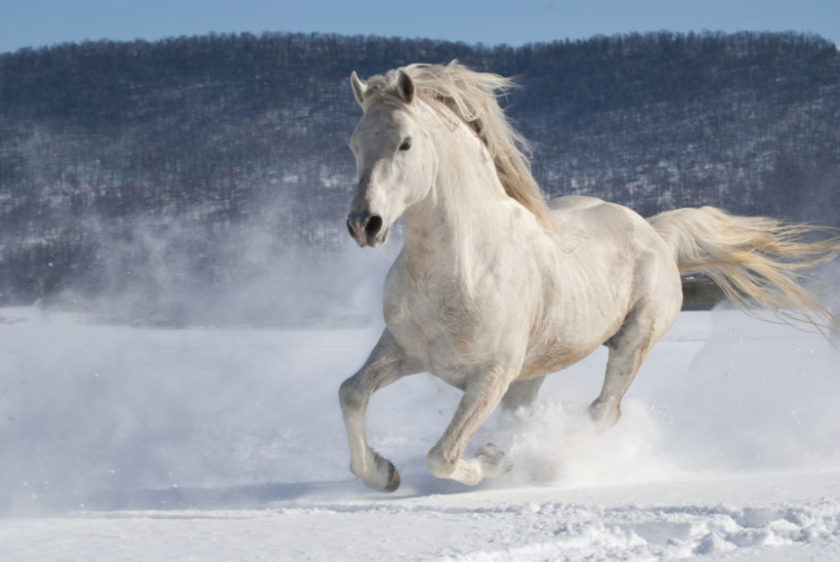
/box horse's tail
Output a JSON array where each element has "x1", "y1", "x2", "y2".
[{"x1": 648, "y1": 206, "x2": 840, "y2": 333}]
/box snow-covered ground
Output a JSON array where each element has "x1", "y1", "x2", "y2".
[{"x1": 1, "y1": 306, "x2": 839, "y2": 560}]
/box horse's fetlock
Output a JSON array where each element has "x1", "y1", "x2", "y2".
[
  {"x1": 349, "y1": 456, "x2": 368, "y2": 478},
  {"x1": 427, "y1": 446, "x2": 456, "y2": 478},
  {"x1": 589, "y1": 397, "x2": 621, "y2": 428}
]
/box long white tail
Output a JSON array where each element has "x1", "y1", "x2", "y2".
[{"x1": 649, "y1": 206, "x2": 840, "y2": 333}]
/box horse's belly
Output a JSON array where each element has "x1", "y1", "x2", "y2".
[
  {"x1": 520, "y1": 336, "x2": 605, "y2": 380},
  {"x1": 519, "y1": 286, "x2": 632, "y2": 379}
]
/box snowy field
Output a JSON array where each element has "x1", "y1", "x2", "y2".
[{"x1": 1, "y1": 305, "x2": 840, "y2": 560}]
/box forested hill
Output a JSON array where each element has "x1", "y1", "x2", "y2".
[{"x1": 1, "y1": 31, "x2": 839, "y2": 316}]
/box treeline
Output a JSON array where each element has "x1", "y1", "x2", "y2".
[{"x1": 0, "y1": 31, "x2": 838, "y2": 321}]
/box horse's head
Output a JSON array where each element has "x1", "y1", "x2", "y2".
[{"x1": 346, "y1": 69, "x2": 435, "y2": 248}]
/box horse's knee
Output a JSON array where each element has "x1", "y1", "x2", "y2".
[
  {"x1": 339, "y1": 376, "x2": 366, "y2": 413},
  {"x1": 427, "y1": 445, "x2": 456, "y2": 478}
]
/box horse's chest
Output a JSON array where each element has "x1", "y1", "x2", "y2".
[
  {"x1": 385, "y1": 278, "x2": 462, "y2": 340},
  {"x1": 383, "y1": 270, "x2": 503, "y2": 374}
]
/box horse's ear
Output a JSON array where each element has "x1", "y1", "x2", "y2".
[
  {"x1": 351, "y1": 71, "x2": 367, "y2": 106},
  {"x1": 397, "y1": 70, "x2": 414, "y2": 104}
]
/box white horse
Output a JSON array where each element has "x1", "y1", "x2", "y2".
[{"x1": 339, "y1": 61, "x2": 840, "y2": 491}]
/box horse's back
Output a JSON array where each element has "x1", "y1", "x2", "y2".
[
  {"x1": 549, "y1": 195, "x2": 652, "y2": 245},
  {"x1": 549, "y1": 195, "x2": 604, "y2": 212}
]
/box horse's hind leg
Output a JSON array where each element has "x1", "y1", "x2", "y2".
[
  {"x1": 339, "y1": 329, "x2": 421, "y2": 491},
  {"x1": 589, "y1": 305, "x2": 660, "y2": 428},
  {"x1": 590, "y1": 246, "x2": 682, "y2": 428}
]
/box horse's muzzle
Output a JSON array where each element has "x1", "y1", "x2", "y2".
[{"x1": 347, "y1": 212, "x2": 388, "y2": 247}]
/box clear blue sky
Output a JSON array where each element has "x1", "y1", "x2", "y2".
[{"x1": 2, "y1": 0, "x2": 838, "y2": 54}]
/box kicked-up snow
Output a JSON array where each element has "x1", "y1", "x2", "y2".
[{"x1": 1, "y1": 306, "x2": 839, "y2": 560}]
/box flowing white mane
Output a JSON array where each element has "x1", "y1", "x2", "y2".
[{"x1": 362, "y1": 61, "x2": 554, "y2": 228}]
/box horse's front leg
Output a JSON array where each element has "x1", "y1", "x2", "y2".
[
  {"x1": 427, "y1": 366, "x2": 515, "y2": 486},
  {"x1": 339, "y1": 329, "x2": 421, "y2": 492}
]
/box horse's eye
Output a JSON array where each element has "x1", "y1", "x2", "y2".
[{"x1": 399, "y1": 137, "x2": 412, "y2": 151}]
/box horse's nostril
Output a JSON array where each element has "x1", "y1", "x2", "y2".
[
  {"x1": 346, "y1": 218, "x2": 356, "y2": 238},
  {"x1": 365, "y1": 215, "x2": 383, "y2": 238}
]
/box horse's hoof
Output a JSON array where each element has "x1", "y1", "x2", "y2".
[
  {"x1": 382, "y1": 461, "x2": 401, "y2": 492},
  {"x1": 477, "y1": 443, "x2": 512, "y2": 477},
  {"x1": 356, "y1": 454, "x2": 401, "y2": 492}
]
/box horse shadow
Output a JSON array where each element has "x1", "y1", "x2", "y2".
[
  {"x1": 85, "y1": 460, "x2": 472, "y2": 512},
  {"x1": 87, "y1": 480, "x2": 359, "y2": 511}
]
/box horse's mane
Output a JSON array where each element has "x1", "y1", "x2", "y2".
[{"x1": 365, "y1": 61, "x2": 554, "y2": 228}]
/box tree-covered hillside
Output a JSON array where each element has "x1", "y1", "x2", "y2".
[{"x1": 1, "y1": 31, "x2": 838, "y2": 319}]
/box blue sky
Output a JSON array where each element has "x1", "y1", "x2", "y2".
[{"x1": 2, "y1": 0, "x2": 838, "y2": 54}]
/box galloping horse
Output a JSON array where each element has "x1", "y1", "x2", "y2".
[{"x1": 339, "y1": 62, "x2": 839, "y2": 491}]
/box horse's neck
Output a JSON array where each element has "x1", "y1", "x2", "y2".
[{"x1": 401, "y1": 123, "x2": 515, "y2": 270}]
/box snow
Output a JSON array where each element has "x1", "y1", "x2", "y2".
[{"x1": 1, "y1": 306, "x2": 839, "y2": 560}]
